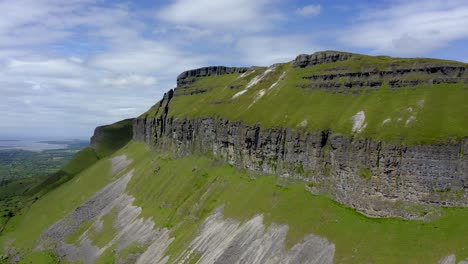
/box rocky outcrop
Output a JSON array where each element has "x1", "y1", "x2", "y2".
[
  {"x1": 133, "y1": 52, "x2": 468, "y2": 218},
  {"x1": 177, "y1": 66, "x2": 251, "y2": 87},
  {"x1": 174, "y1": 207, "x2": 335, "y2": 264},
  {"x1": 133, "y1": 103, "x2": 468, "y2": 219},
  {"x1": 297, "y1": 65, "x2": 468, "y2": 91},
  {"x1": 293, "y1": 51, "x2": 353, "y2": 68}
]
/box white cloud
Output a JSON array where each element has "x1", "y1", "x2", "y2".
[
  {"x1": 90, "y1": 42, "x2": 206, "y2": 77},
  {"x1": 7, "y1": 59, "x2": 84, "y2": 77},
  {"x1": 296, "y1": 5, "x2": 322, "y2": 17},
  {"x1": 0, "y1": 0, "x2": 93, "y2": 47},
  {"x1": 100, "y1": 74, "x2": 157, "y2": 88},
  {"x1": 3, "y1": 0, "x2": 432, "y2": 139},
  {"x1": 341, "y1": 0, "x2": 468, "y2": 55},
  {"x1": 174, "y1": 25, "x2": 213, "y2": 39},
  {"x1": 157, "y1": 0, "x2": 278, "y2": 31},
  {"x1": 0, "y1": 0, "x2": 212, "y2": 138},
  {"x1": 236, "y1": 35, "x2": 321, "y2": 66}
]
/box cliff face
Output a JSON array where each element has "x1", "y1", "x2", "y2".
[
  {"x1": 297, "y1": 65, "x2": 467, "y2": 91},
  {"x1": 293, "y1": 51, "x2": 353, "y2": 68},
  {"x1": 177, "y1": 66, "x2": 251, "y2": 87},
  {"x1": 134, "y1": 114, "x2": 467, "y2": 219},
  {"x1": 133, "y1": 51, "x2": 468, "y2": 219}
]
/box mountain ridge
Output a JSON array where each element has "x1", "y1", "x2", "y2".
[
  {"x1": 1, "y1": 51, "x2": 467, "y2": 264},
  {"x1": 134, "y1": 51, "x2": 468, "y2": 219}
]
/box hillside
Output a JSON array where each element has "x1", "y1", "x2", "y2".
[
  {"x1": 135, "y1": 51, "x2": 468, "y2": 219},
  {"x1": 141, "y1": 51, "x2": 468, "y2": 144},
  {"x1": 28, "y1": 118, "x2": 134, "y2": 197},
  {"x1": 0, "y1": 51, "x2": 467, "y2": 264}
]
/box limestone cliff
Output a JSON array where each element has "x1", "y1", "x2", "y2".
[
  {"x1": 133, "y1": 51, "x2": 468, "y2": 219},
  {"x1": 177, "y1": 66, "x2": 251, "y2": 87}
]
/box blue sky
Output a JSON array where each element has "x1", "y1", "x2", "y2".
[{"x1": 1, "y1": 0, "x2": 468, "y2": 139}]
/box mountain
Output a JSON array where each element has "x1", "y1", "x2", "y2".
[{"x1": 0, "y1": 51, "x2": 467, "y2": 264}]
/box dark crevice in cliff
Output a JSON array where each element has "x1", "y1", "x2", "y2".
[
  {"x1": 320, "y1": 130, "x2": 330, "y2": 148},
  {"x1": 376, "y1": 142, "x2": 382, "y2": 169},
  {"x1": 133, "y1": 111, "x2": 467, "y2": 219}
]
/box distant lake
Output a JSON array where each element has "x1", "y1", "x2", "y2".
[{"x1": 0, "y1": 140, "x2": 67, "y2": 151}]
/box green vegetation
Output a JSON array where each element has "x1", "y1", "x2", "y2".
[
  {"x1": 0, "y1": 118, "x2": 132, "y2": 237},
  {"x1": 28, "y1": 119, "x2": 133, "y2": 198},
  {"x1": 0, "y1": 156, "x2": 115, "y2": 251},
  {"x1": 0, "y1": 140, "x2": 88, "y2": 181},
  {"x1": 16, "y1": 251, "x2": 58, "y2": 264},
  {"x1": 122, "y1": 143, "x2": 468, "y2": 263},
  {"x1": 28, "y1": 147, "x2": 99, "y2": 197},
  {"x1": 359, "y1": 167, "x2": 372, "y2": 180},
  {"x1": 0, "y1": 141, "x2": 90, "y2": 232},
  {"x1": 119, "y1": 242, "x2": 146, "y2": 262},
  {"x1": 62, "y1": 147, "x2": 99, "y2": 175},
  {"x1": 146, "y1": 57, "x2": 468, "y2": 145},
  {"x1": 65, "y1": 221, "x2": 92, "y2": 245},
  {"x1": 1, "y1": 142, "x2": 467, "y2": 263},
  {"x1": 297, "y1": 52, "x2": 466, "y2": 74},
  {"x1": 1, "y1": 54, "x2": 467, "y2": 263},
  {"x1": 91, "y1": 118, "x2": 134, "y2": 158},
  {"x1": 88, "y1": 208, "x2": 118, "y2": 248}
]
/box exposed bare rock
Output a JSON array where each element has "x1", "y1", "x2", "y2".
[
  {"x1": 293, "y1": 51, "x2": 353, "y2": 68},
  {"x1": 111, "y1": 155, "x2": 132, "y2": 175},
  {"x1": 133, "y1": 114, "x2": 468, "y2": 219},
  {"x1": 177, "y1": 66, "x2": 251, "y2": 87},
  {"x1": 297, "y1": 65, "x2": 467, "y2": 91},
  {"x1": 39, "y1": 166, "x2": 173, "y2": 264},
  {"x1": 174, "y1": 208, "x2": 334, "y2": 264},
  {"x1": 439, "y1": 255, "x2": 456, "y2": 264}
]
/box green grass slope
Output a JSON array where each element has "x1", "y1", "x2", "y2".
[
  {"x1": 146, "y1": 54, "x2": 468, "y2": 144},
  {"x1": 29, "y1": 118, "x2": 133, "y2": 197},
  {"x1": 91, "y1": 118, "x2": 134, "y2": 158},
  {"x1": 0, "y1": 119, "x2": 133, "y2": 239},
  {"x1": 2, "y1": 142, "x2": 466, "y2": 263}
]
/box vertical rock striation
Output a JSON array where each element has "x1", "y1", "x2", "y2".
[{"x1": 133, "y1": 104, "x2": 467, "y2": 219}]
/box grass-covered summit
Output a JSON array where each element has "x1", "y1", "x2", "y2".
[{"x1": 143, "y1": 50, "x2": 468, "y2": 144}]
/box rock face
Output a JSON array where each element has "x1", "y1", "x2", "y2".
[
  {"x1": 292, "y1": 51, "x2": 468, "y2": 92},
  {"x1": 297, "y1": 65, "x2": 468, "y2": 91},
  {"x1": 133, "y1": 97, "x2": 468, "y2": 219},
  {"x1": 177, "y1": 66, "x2": 251, "y2": 87},
  {"x1": 174, "y1": 208, "x2": 335, "y2": 264},
  {"x1": 40, "y1": 157, "x2": 174, "y2": 264},
  {"x1": 293, "y1": 51, "x2": 353, "y2": 68},
  {"x1": 133, "y1": 52, "x2": 468, "y2": 218}
]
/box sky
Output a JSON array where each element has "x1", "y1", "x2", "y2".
[{"x1": 1, "y1": 0, "x2": 468, "y2": 139}]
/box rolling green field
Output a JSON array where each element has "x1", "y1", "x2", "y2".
[
  {"x1": 0, "y1": 141, "x2": 90, "y2": 232},
  {"x1": 2, "y1": 142, "x2": 466, "y2": 263},
  {"x1": 0, "y1": 140, "x2": 88, "y2": 181}
]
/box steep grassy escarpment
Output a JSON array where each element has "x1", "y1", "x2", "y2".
[
  {"x1": 90, "y1": 118, "x2": 134, "y2": 158},
  {"x1": 152, "y1": 51, "x2": 468, "y2": 144},
  {"x1": 134, "y1": 51, "x2": 468, "y2": 218},
  {"x1": 1, "y1": 142, "x2": 467, "y2": 263}
]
